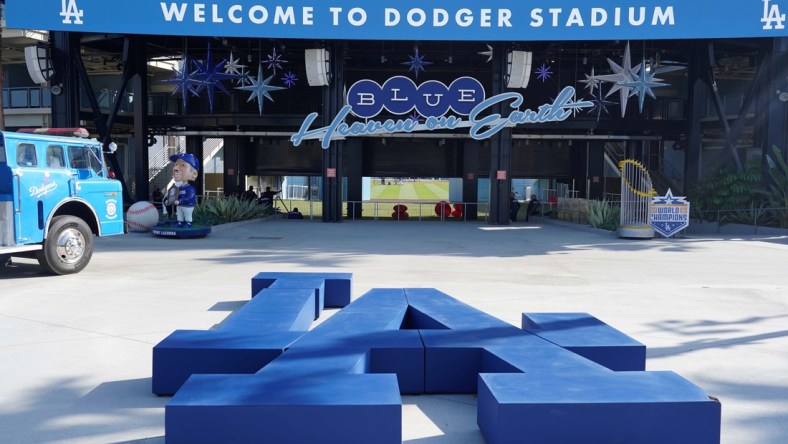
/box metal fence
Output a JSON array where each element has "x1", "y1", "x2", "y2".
[{"x1": 690, "y1": 207, "x2": 788, "y2": 234}]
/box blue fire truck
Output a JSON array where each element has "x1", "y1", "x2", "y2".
[{"x1": 0, "y1": 129, "x2": 124, "y2": 274}]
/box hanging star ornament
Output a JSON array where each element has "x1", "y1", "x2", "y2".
[
  {"x1": 236, "y1": 63, "x2": 286, "y2": 115},
  {"x1": 586, "y1": 86, "x2": 617, "y2": 123},
  {"x1": 593, "y1": 41, "x2": 640, "y2": 117},
  {"x1": 478, "y1": 44, "x2": 493, "y2": 63},
  {"x1": 619, "y1": 60, "x2": 670, "y2": 113},
  {"x1": 402, "y1": 48, "x2": 432, "y2": 79},
  {"x1": 223, "y1": 52, "x2": 246, "y2": 77},
  {"x1": 578, "y1": 67, "x2": 602, "y2": 93},
  {"x1": 264, "y1": 47, "x2": 288, "y2": 75},
  {"x1": 535, "y1": 63, "x2": 553, "y2": 82},
  {"x1": 161, "y1": 56, "x2": 204, "y2": 112},
  {"x1": 281, "y1": 71, "x2": 298, "y2": 88},
  {"x1": 191, "y1": 43, "x2": 236, "y2": 113}
]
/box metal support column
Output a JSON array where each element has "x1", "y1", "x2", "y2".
[
  {"x1": 50, "y1": 32, "x2": 80, "y2": 128},
  {"x1": 321, "y1": 42, "x2": 345, "y2": 223},
  {"x1": 488, "y1": 42, "x2": 512, "y2": 225}
]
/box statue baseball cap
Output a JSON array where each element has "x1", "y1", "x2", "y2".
[{"x1": 169, "y1": 153, "x2": 200, "y2": 171}]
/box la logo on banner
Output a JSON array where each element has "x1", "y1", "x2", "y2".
[
  {"x1": 61, "y1": 0, "x2": 84, "y2": 25},
  {"x1": 762, "y1": 0, "x2": 786, "y2": 30}
]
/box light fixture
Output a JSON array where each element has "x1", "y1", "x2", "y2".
[{"x1": 778, "y1": 90, "x2": 788, "y2": 102}]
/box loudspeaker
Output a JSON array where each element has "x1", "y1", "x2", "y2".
[
  {"x1": 506, "y1": 51, "x2": 532, "y2": 89},
  {"x1": 25, "y1": 44, "x2": 54, "y2": 85},
  {"x1": 305, "y1": 48, "x2": 330, "y2": 86}
]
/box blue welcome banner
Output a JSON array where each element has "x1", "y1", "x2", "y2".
[{"x1": 5, "y1": 1, "x2": 788, "y2": 40}]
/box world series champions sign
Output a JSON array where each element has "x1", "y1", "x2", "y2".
[{"x1": 650, "y1": 189, "x2": 690, "y2": 238}]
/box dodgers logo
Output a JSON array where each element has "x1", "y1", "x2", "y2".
[
  {"x1": 61, "y1": 0, "x2": 85, "y2": 25},
  {"x1": 106, "y1": 199, "x2": 118, "y2": 220},
  {"x1": 347, "y1": 76, "x2": 485, "y2": 119},
  {"x1": 650, "y1": 189, "x2": 690, "y2": 238},
  {"x1": 762, "y1": 0, "x2": 786, "y2": 30}
]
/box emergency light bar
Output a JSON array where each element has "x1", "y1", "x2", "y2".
[{"x1": 17, "y1": 127, "x2": 90, "y2": 138}]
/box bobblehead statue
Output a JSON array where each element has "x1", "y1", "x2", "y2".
[{"x1": 152, "y1": 153, "x2": 211, "y2": 238}]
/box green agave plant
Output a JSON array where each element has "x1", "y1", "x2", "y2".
[
  {"x1": 587, "y1": 199, "x2": 620, "y2": 231},
  {"x1": 193, "y1": 197, "x2": 274, "y2": 226}
]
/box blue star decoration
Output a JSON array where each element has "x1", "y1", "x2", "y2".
[
  {"x1": 265, "y1": 47, "x2": 288, "y2": 75},
  {"x1": 236, "y1": 63, "x2": 286, "y2": 115},
  {"x1": 619, "y1": 60, "x2": 670, "y2": 114},
  {"x1": 535, "y1": 63, "x2": 553, "y2": 82},
  {"x1": 586, "y1": 86, "x2": 617, "y2": 123},
  {"x1": 408, "y1": 111, "x2": 424, "y2": 123},
  {"x1": 281, "y1": 71, "x2": 298, "y2": 88},
  {"x1": 235, "y1": 66, "x2": 253, "y2": 87},
  {"x1": 402, "y1": 48, "x2": 432, "y2": 79},
  {"x1": 161, "y1": 56, "x2": 203, "y2": 111},
  {"x1": 191, "y1": 44, "x2": 236, "y2": 113}
]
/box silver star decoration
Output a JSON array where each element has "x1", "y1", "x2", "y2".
[
  {"x1": 579, "y1": 67, "x2": 602, "y2": 93},
  {"x1": 478, "y1": 44, "x2": 493, "y2": 63},
  {"x1": 236, "y1": 63, "x2": 286, "y2": 115},
  {"x1": 402, "y1": 48, "x2": 432, "y2": 79},
  {"x1": 264, "y1": 47, "x2": 288, "y2": 75},
  {"x1": 409, "y1": 111, "x2": 424, "y2": 123},
  {"x1": 593, "y1": 42, "x2": 641, "y2": 117},
  {"x1": 223, "y1": 52, "x2": 246, "y2": 77},
  {"x1": 619, "y1": 61, "x2": 669, "y2": 113}
]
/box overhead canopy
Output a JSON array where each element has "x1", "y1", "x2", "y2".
[{"x1": 5, "y1": 0, "x2": 788, "y2": 41}]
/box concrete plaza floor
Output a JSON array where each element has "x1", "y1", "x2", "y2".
[{"x1": 1, "y1": 218, "x2": 787, "y2": 443}]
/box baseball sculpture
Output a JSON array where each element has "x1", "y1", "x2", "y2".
[{"x1": 126, "y1": 201, "x2": 159, "y2": 232}]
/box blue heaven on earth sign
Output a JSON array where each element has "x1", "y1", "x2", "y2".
[
  {"x1": 5, "y1": 1, "x2": 788, "y2": 41},
  {"x1": 650, "y1": 189, "x2": 690, "y2": 238}
]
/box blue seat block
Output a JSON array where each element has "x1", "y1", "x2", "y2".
[
  {"x1": 167, "y1": 373, "x2": 402, "y2": 444},
  {"x1": 367, "y1": 330, "x2": 425, "y2": 394},
  {"x1": 268, "y1": 278, "x2": 326, "y2": 319},
  {"x1": 152, "y1": 330, "x2": 303, "y2": 395},
  {"x1": 223, "y1": 288, "x2": 316, "y2": 331},
  {"x1": 478, "y1": 371, "x2": 721, "y2": 444},
  {"x1": 152, "y1": 287, "x2": 315, "y2": 395},
  {"x1": 251, "y1": 272, "x2": 352, "y2": 307},
  {"x1": 522, "y1": 312, "x2": 646, "y2": 371}
]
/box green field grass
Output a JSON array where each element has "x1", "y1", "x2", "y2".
[{"x1": 370, "y1": 180, "x2": 449, "y2": 200}]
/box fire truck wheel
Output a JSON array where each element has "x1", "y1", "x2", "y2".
[{"x1": 37, "y1": 216, "x2": 94, "y2": 275}]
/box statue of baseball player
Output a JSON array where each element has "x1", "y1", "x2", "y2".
[{"x1": 163, "y1": 153, "x2": 200, "y2": 228}]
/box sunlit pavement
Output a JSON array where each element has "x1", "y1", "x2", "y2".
[{"x1": 1, "y1": 218, "x2": 786, "y2": 444}]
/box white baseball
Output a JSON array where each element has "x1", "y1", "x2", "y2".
[{"x1": 126, "y1": 201, "x2": 160, "y2": 232}]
